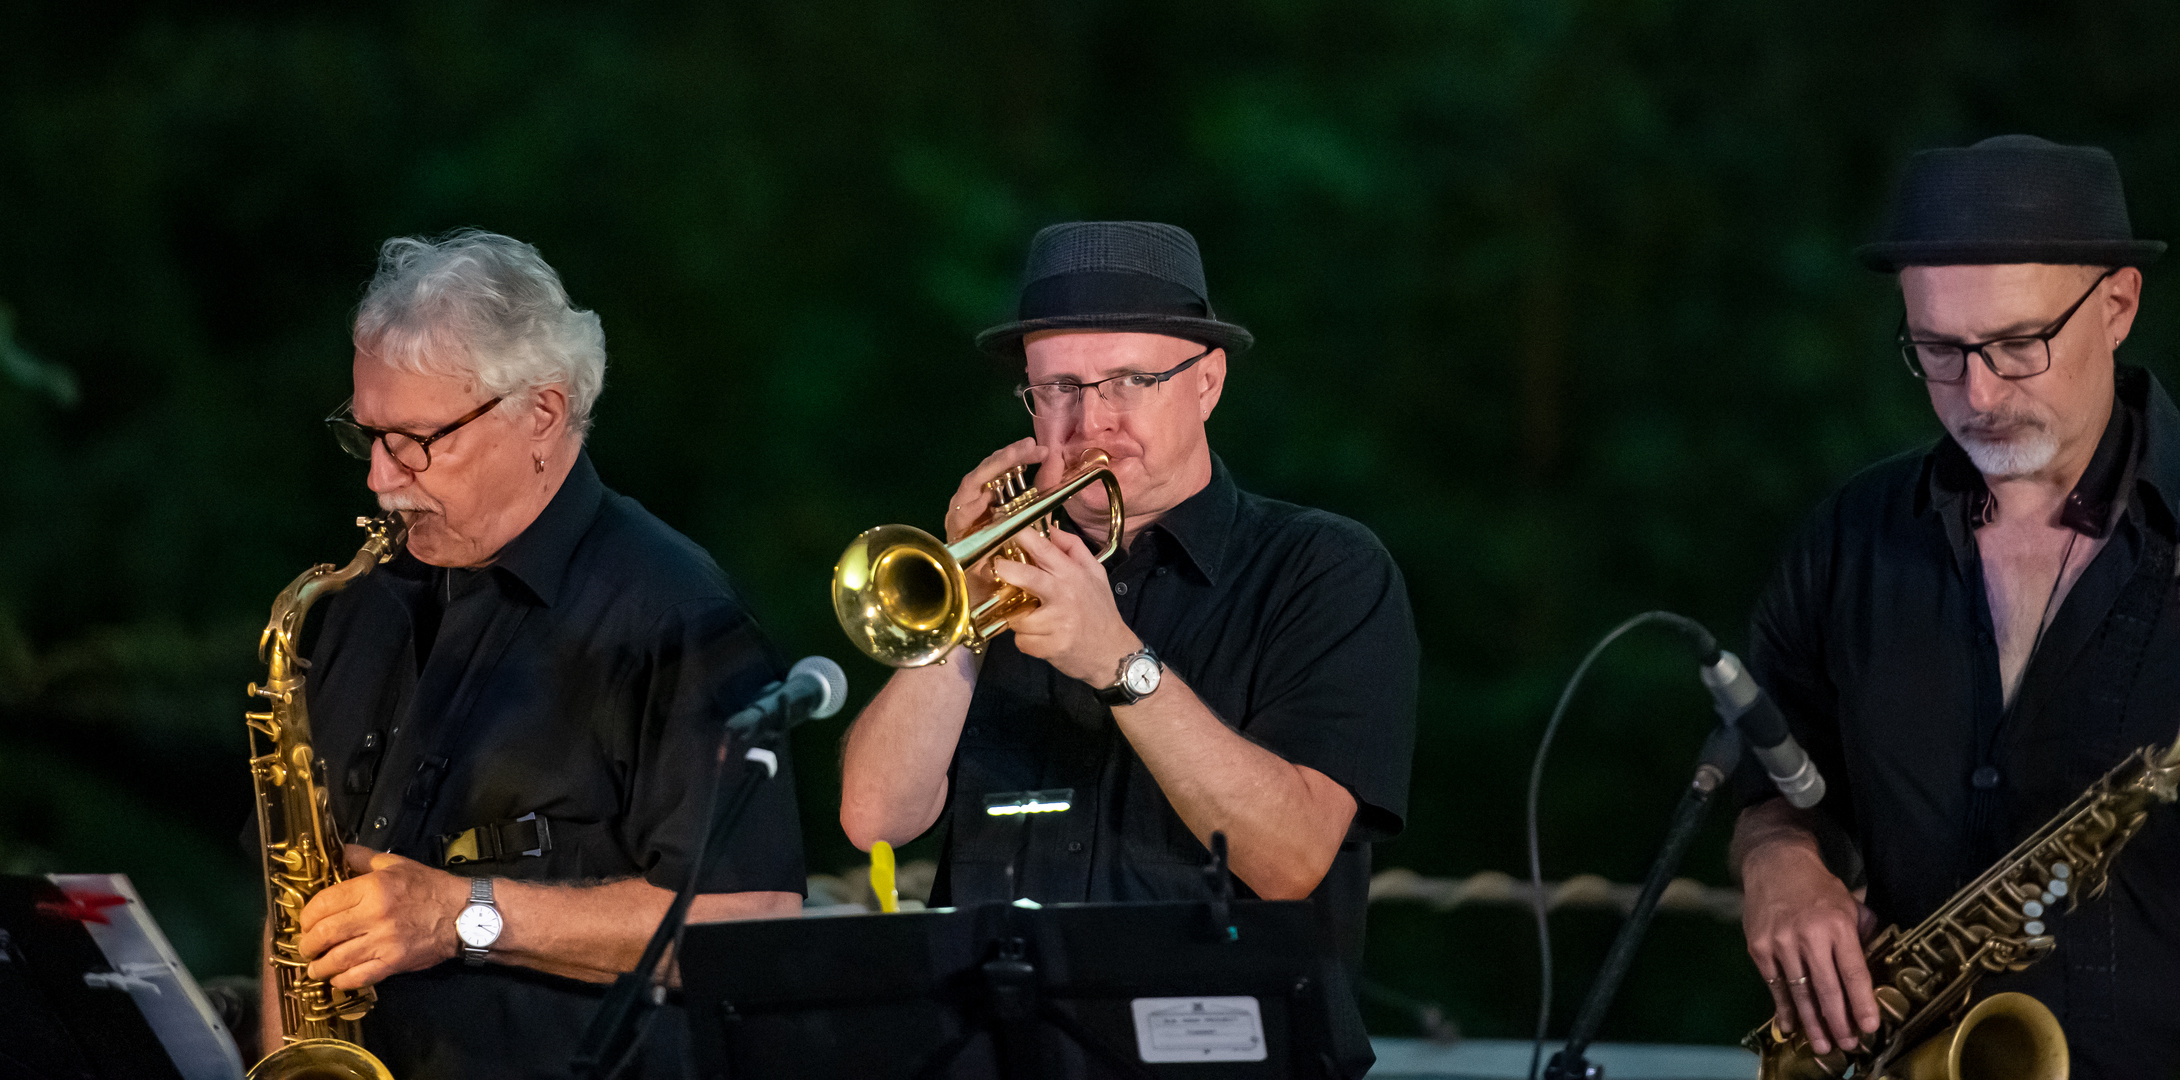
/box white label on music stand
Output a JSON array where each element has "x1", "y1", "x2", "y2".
[{"x1": 1130, "y1": 995, "x2": 1267, "y2": 1063}]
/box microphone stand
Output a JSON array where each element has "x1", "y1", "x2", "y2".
[
  {"x1": 571, "y1": 716, "x2": 788, "y2": 1079},
  {"x1": 1545, "y1": 724, "x2": 1745, "y2": 1080}
]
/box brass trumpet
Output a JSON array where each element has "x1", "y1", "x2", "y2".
[{"x1": 833, "y1": 448, "x2": 1123, "y2": 667}]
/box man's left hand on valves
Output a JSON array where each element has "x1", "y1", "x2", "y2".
[
  {"x1": 993, "y1": 526, "x2": 1141, "y2": 688},
  {"x1": 298, "y1": 844, "x2": 466, "y2": 990}
]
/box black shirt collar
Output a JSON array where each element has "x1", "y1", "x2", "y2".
[
  {"x1": 1925, "y1": 364, "x2": 2177, "y2": 541},
  {"x1": 2131, "y1": 366, "x2": 2180, "y2": 534},
  {"x1": 1136, "y1": 454, "x2": 1240, "y2": 585},
  {"x1": 487, "y1": 450, "x2": 607, "y2": 606}
]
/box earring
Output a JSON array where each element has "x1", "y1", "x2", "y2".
[{"x1": 534, "y1": 456, "x2": 545, "y2": 474}]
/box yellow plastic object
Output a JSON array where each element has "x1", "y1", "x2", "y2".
[{"x1": 870, "y1": 841, "x2": 899, "y2": 913}]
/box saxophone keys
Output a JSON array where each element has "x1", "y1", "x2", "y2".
[
  {"x1": 2051, "y1": 861, "x2": 2071, "y2": 880},
  {"x1": 2024, "y1": 920, "x2": 2046, "y2": 935},
  {"x1": 2048, "y1": 879, "x2": 2068, "y2": 898},
  {"x1": 1874, "y1": 985, "x2": 1912, "y2": 1023}
]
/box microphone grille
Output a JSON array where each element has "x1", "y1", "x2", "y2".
[{"x1": 789, "y1": 655, "x2": 850, "y2": 720}]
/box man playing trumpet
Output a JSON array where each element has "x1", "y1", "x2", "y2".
[{"x1": 840, "y1": 222, "x2": 1418, "y2": 1063}]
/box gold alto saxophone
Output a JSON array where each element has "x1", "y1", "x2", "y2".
[
  {"x1": 1750, "y1": 736, "x2": 2180, "y2": 1080},
  {"x1": 246, "y1": 516, "x2": 404, "y2": 1080}
]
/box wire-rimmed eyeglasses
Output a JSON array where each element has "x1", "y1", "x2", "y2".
[
  {"x1": 326, "y1": 396, "x2": 502, "y2": 472},
  {"x1": 1015, "y1": 344, "x2": 1215, "y2": 418},
  {"x1": 1897, "y1": 268, "x2": 2117, "y2": 383}
]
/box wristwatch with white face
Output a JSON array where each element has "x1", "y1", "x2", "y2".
[
  {"x1": 1094, "y1": 645, "x2": 1162, "y2": 706},
  {"x1": 455, "y1": 877, "x2": 502, "y2": 966}
]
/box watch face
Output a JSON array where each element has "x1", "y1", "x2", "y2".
[
  {"x1": 456, "y1": 903, "x2": 503, "y2": 948},
  {"x1": 1122, "y1": 655, "x2": 1161, "y2": 696}
]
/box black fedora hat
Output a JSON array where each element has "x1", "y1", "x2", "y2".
[
  {"x1": 976, "y1": 221, "x2": 1254, "y2": 358},
  {"x1": 1858, "y1": 134, "x2": 2165, "y2": 272}
]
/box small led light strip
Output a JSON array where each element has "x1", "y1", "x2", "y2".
[{"x1": 984, "y1": 788, "x2": 1075, "y2": 816}]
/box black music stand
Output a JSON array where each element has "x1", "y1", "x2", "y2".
[{"x1": 679, "y1": 898, "x2": 1368, "y2": 1080}]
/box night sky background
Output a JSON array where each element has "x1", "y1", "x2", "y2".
[{"x1": 5, "y1": 0, "x2": 2180, "y2": 1046}]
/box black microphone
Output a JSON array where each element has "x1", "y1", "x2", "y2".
[
  {"x1": 726, "y1": 656, "x2": 848, "y2": 738},
  {"x1": 1697, "y1": 649, "x2": 1826, "y2": 809}
]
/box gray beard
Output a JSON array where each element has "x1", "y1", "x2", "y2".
[{"x1": 1958, "y1": 427, "x2": 2061, "y2": 480}]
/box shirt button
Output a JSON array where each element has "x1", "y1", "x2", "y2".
[
  {"x1": 1972, "y1": 765, "x2": 2002, "y2": 790},
  {"x1": 372, "y1": 816, "x2": 388, "y2": 830},
  {"x1": 1156, "y1": 567, "x2": 1169, "y2": 577},
  {"x1": 1114, "y1": 582, "x2": 1128, "y2": 596},
  {"x1": 1068, "y1": 841, "x2": 1084, "y2": 854},
  {"x1": 965, "y1": 725, "x2": 980, "y2": 737},
  {"x1": 362, "y1": 732, "x2": 380, "y2": 749}
]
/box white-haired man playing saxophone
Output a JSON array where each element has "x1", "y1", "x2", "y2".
[{"x1": 254, "y1": 231, "x2": 803, "y2": 1078}]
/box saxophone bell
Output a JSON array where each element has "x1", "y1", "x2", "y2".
[{"x1": 1891, "y1": 993, "x2": 2067, "y2": 1080}]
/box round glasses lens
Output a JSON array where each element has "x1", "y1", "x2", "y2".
[
  {"x1": 383, "y1": 432, "x2": 431, "y2": 472},
  {"x1": 329, "y1": 420, "x2": 377, "y2": 461},
  {"x1": 1985, "y1": 338, "x2": 2050, "y2": 377}
]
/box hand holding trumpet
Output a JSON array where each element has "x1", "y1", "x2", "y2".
[
  {"x1": 942, "y1": 438, "x2": 1063, "y2": 609},
  {"x1": 830, "y1": 441, "x2": 1123, "y2": 669},
  {"x1": 941, "y1": 442, "x2": 1138, "y2": 684},
  {"x1": 992, "y1": 525, "x2": 1143, "y2": 686}
]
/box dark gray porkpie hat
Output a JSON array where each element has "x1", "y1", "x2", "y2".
[
  {"x1": 976, "y1": 221, "x2": 1254, "y2": 358},
  {"x1": 1858, "y1": 134, "x2": 2165, "y2": 272}
]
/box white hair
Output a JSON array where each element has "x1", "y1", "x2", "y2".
[{"x1": 353, "y1": 229, "x2": 606, "y2": 438}]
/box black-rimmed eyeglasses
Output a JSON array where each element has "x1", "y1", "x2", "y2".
[
  {"x1": 1897, "y1": 268, "x2": 2117, "y2": 383},
  {"x1": 1015, "y1": 344, "x2": 1215, "y2": 418},
  {"x1": 326, "y1": 396, "x2": 502, "y2": 472}
]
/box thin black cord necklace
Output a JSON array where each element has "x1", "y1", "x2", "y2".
[
  {"x1": 1998, "y1": 524, "x2": 2082, "y2": 727},
  {"x1": 2025, "y1": 528, "x2": 2081, "y2": 673}
]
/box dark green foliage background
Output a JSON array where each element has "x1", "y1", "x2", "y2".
[{"x1": 4, "y1": 0, "x2": 2177, "y2": 1046}]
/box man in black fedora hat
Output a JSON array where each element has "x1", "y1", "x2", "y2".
[
  {"x1": 840, "y1": 221, "x2": 1418, "y2": 1072},
  {"x1": 1732, "y1": 135, "x2": 2180, "y2": 1075}
]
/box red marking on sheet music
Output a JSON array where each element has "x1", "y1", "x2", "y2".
[{"x1": 36, "y1": 890, "x2": 129, "y2": 924}]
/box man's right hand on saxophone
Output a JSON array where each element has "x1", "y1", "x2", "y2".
[{"x1": 1734, "y1": 799, "x2": 1883, "y2": 1057}]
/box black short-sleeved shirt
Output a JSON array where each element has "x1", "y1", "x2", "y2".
[
  {"x1": 933, "y1": 455, "x2": 1420, "y2": 974},
  {"x1": 292, "y1": 452, "x2": 805, "y2": 1079},
  {"x1": 1743, "y1": 366, "x2": 2180, "y2": 1077}
]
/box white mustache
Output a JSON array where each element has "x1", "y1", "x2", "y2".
[
  {"x1": 376, "y1": 493, "x2": 435, "y2": 513},
  {"x1": 1956, "y1": 409, "x2": 2047, "y2": 440}
]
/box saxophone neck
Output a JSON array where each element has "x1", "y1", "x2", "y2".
[
  {"x1": 258, "y1": 516, "x2": 407, "y2": 666},
  {"x1": 2143, "y1": 734, "x2": 2180, "y2": 802}
]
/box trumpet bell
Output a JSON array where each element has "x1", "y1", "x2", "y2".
[{"x1": 833, "y1": 523, "x2": 972, "y2": 668}]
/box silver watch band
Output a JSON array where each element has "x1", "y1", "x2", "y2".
[{"x1": 462, "y1": 877, "x2": 496, "y2": 965}]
